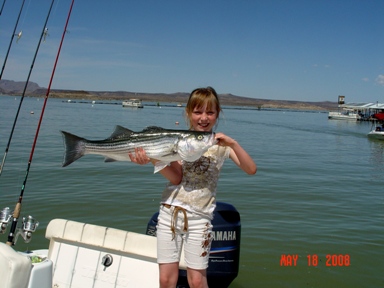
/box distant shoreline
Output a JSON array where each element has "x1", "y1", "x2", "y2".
[
  {"x1": 12, "y1": 91, "x2": 338, "y2": 111},
  {"x1": 0, "y1": 79, "x2": 338, "y2": 111}
]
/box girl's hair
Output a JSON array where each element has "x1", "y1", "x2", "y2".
[{"x1": 185, "y1": 87, "x2": 222, "y2": 129}]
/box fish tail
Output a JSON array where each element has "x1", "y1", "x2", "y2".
[{"x1": 61, "y1": 131, "x2": 86, "y2": 167}]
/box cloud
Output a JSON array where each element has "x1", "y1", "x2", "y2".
[
  {"x1": 376, "y1": 74, "x2": 384, "y2": 86},
  {"x1": 362, "y1": 77, "x2": 369, "y2": 82},
  {"x1": 312, "y1": 64, "x2": 330, "y2": 68}
]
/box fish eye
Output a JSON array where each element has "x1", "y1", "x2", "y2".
[{"x1": 197, "y1": 135, "x2": 203, "y2": 140}]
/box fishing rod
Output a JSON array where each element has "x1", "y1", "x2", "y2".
[
  {"x1": 0, "y1": 0, "x2": 53, "y2": 178},
  {"x1": 0, "y1": 0, "x2": 25, "y2": 80},
  {"x1": 0, "y1": 0, "x2": 6, "y2": 16},
  {"x1": 5, "y1": 0, "x2": 74, "y2": 246}
]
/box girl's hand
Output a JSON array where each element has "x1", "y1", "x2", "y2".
[
  {"x1": 128, "y1": 147, "x2": 151, "y2": 165},
  {"x1": 215, "y1": 132, "x2": 257, "y2": 175},
  {"x1": 215, "y1": 132, "x2": 237, "y2": 148}
]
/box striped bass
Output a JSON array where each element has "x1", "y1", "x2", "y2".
[{"x1": 61, "y1": 125, "x2": 216, "y2": 173}]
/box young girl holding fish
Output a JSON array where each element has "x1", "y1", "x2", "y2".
[{"x1": 129, "y1": 87, "x2": 256, "y2": 288}]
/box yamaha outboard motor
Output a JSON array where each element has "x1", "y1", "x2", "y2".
[{"x1": 146, "y1": 202, "x2": 241, "y2": 288}]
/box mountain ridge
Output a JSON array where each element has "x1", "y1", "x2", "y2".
[{"x1": 0, "y1": 79, "x2": 337, "y2": 111}]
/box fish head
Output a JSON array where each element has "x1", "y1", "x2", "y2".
[{"x1": 177, "y1": 131, "x2": 216, "y2": 162}]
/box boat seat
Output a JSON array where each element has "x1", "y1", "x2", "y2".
[
  {"x1": 45, "y1": 218, "x2": 186, "y2": 288},
  {"x1": 0, "y1": 242, "x2": 32, "y2": 288}
]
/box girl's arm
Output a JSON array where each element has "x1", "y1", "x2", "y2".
[
  {"x1": 215, "y1": 132, "x2": 257, "y2": 175},
  {"x1": 151, "y1": 159, "x2": 183, "y2": 185},
  {"x1": 129, "y1": 147, "x2": 183, "y2": 185}
]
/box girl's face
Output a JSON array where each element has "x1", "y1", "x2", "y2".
[{"x1": 189, "y1": 104, "x2": 218, "y2": 132}]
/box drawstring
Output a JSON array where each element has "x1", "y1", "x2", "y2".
[{"x1": 165, "y1": 205, "x2": 188, "y2": 240}]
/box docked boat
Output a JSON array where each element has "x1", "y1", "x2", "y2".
[
  {"x1": 331, "y1": 101, "x2": 384, "y2": 121},
  {"x1": 122, "y1": 99, "x2": 144, "y2": 108},
  {"x1": 328, "y1": 109, "x2": 361, "y2": 120},
  {"x1": 367, "y1": 124, "x2": 384, "y2": 140},
  {"x1": 328, "y1": 95, "x2": 361, "y2": 120},
  {"x1": 372, "y1": 112, "x2": 384, "y2": 121}
]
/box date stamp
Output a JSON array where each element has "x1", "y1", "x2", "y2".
[{"x1": 280, "y1": 254, "x2": 350, "y2": 267}]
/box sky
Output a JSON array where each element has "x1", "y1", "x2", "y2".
[{"x1": 0, "y1": 0, "x2": 383, "y2": 103}]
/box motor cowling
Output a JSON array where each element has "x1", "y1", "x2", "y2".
[{"x1": 146, "y1": 202, "x2": 241, "y2": 288}]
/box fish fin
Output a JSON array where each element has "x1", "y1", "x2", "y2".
[
  {"x1": 109, "y1": 125, "x2": 134, "y2": 139},
  {"x1": 153, "y1": 161, "x2": 169, "y2": 173},
  {"x1": 142, "y1": 126, "x2": 167, "y2": 133},
  {"x1": 160, "y1": 151, "x2": 178, "y2": 158},
  {"x1": 61, "y1": 131, "x2": 86, "y2": 167}
]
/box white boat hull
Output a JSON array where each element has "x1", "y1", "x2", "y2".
[
  {"x1": 368, "y1": 129, "x2": 384, "y2": 140},
  {"x1": 0, "y1": 219, "x2": 187, "y2": 288},
  {"x1": 122, "y1": 99, "x2": 143, "y2": 108},
  {"x1": 328, "y1": 111, "x2": 360, "y2": 120}
]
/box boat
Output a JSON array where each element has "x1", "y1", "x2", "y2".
[
  {"x1": 328, "y1": 96, "x2": 362, "y2": 120},
  {"x1": 328, "y1": 109, "x2": 361, "y2": 120},
  {"x1": 367, "y1": 123, "x2": 384, "y2": 140},
  {"x1": 330, "y1": 101, "x2": 384, "y2": 121},
  {"x1": 0, "y1": 202, "x2": 240, "y2": 288},
  {"x1": 372, "y1": 112, "x2": 384, "y2": 121},
  {"x1": 122, "y1": 99, "x2": 144, "y2": 108}
]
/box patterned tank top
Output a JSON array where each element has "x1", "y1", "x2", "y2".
[{"x1": 160, "y1": 145, "x2": 230, "y2": 219}]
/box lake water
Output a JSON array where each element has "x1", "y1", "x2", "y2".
[{"x1": 0, "y1": 95, "x2": 383, "y2": 287}]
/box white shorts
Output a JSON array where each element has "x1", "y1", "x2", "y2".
[{"x1": 156, "y1": 205, "x2": 213, "y2": 270}]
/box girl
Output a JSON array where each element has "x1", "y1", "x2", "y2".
[{"x1": 129, "y1": 87, "x2": 256, "y2": 288}]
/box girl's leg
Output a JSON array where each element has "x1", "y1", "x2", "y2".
[
  {"x1": 187, "y1": 267, "x2": 208, "y2": 288},
  {"x1": 184, "y1": 215, "x2": 213, "y2": 288},
  {"x1": 157, "y1": 206, "x2": 183, "y2": 287},
  {"x1": 159, "y1": 262, "x2": 180, "y2": 288}
]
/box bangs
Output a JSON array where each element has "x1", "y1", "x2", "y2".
[
  {"x1": 192, "y1": 97, "x2": 216, "y2": 111},
  {"x1": 187, "y1": 88, "x2": 220, "y2": 113}
]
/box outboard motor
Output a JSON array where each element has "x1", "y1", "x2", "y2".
[{"x1": 146, "y1": 202, "x2": 241, "y2": 288}]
